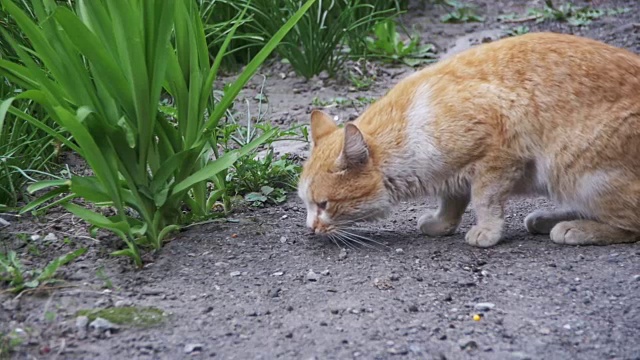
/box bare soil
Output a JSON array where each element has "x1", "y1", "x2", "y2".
[{"x1": 2, "y1": 1, "x2": 640, "y2": 359}]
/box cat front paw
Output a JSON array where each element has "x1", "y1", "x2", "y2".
[
  {"x1": 418, "y1": 212, "x2": 458, "y2": 237},
  {"x1": 465, "y1": 225, "x2": 501, "y2": 247}
]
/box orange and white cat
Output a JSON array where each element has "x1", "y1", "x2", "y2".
[{"x1": 298, "y1": 32, "x2": 640, "y2": 248}]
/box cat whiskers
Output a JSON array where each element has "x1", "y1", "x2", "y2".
[{"x1": 325, "y1": 226, "x2": 390, "y2": 250}]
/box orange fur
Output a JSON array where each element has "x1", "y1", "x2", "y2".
[{"x1": 298, "y1": 32, "x2": 640, "y2": 247}]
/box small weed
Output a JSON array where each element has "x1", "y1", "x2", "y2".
[
  {"x1": 26, "y1": 244, "x2": 40, "y2": 257},
  {"x1": 244, "y1": 185, "x2": 287, "y2": 207},
  {"x1": 437, "y1": 0, "x2": 484, "y2": 23},
  {"x1": 349, "y1": 72, "x2": 375, "y2": 91},
  {"x1": 505, "y1": 26, "x2": 530, "y2": 37},
  {"x1": 501, "y1": 1, "x2": 629, "y2": 26},
  {"x1": 76, "y1": 306, "x2": 166, "y2": 328},
  {"x1": 0, "y1": 330, "x2": 23, "y2": 358},
  {"x1": 44, "y1": 311, "x2": 56, "y2": 323},
  {"x1": 229, "y1": 151, "x2": 301, "y2": 207},
  {"x1": 0, "y1": 248, "x2": 86, "y2": 294},
  {"x1": 365, "y1": 19, "x2": 436, "y2": 66},
  {"x1": 312, "y1": 96, "x2": 377, "y2": 108},
  {"x1": 95, "y1": 266, "x2": 113, "y2": 289}
]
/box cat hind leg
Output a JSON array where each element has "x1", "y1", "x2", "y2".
[
  {"x1": 418, "y1": 192, "x2": 470, "y2": 237},
  {"x1": 524, "y1": 209, "x2": 581, "y2": 235},
  {"x1": 550, "y1": 220, "x2": 639, "y2": 245}
]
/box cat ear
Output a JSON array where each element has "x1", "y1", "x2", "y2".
[
  {"x1": 310, "y1": 110, "x2": 338, "y2": 144},
  {"x1": 341, "y1": 123, "x2": 369, "y2": 169}
]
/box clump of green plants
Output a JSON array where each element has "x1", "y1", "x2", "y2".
[
  {"x1": 0, "y1": 248, "x2": 86, "y2": 294},
  {"x1": 500, "y1": 1, "x2": 629, "y2": 26},
  {"x1": 312, "y1": 96, "x2": 376, "y2": 108},
  {"x1": 505, "y1": 26, "x2": 530, "y2": 37},
  {"x1": 199, "y1": 0, "x2": 406, "y2": 76},
  {"x1": 219, "y1": 117, "x2": 305, "y2": 207},
  {"x1": 247, "y1": 0, "x2": 401, "y2": 78},
  {"x1": 0, "y1": 329, "x2": 23, "y2": 359},
  {"x1": 0, "y1": 0, "x2": 317, "y2": 267},
  {"x1": 76, "y1": 306, "x2": 166, "y2": 328},
  {"x1": 437, "y1": 0, "x2": 484, "y2": 23},
  {"x1": 0, "y1": 2, "x2": 68, "y2": 209},
  {"x1": 364, "y1": 18, "x2": 436, "y2": 66}
]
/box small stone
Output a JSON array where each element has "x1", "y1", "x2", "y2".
[
  {"x1": 458, "y1": 338, "x2": 477, "y2": 350},
  {"x1": 31, "y1": 234, "x2": 41, "y2": 241},
  {"x1": 510, "y1": 351, "x2": 533, "y2": 360},
  {"x1": 272, "y1": 271, "x2": 284, "y2": 276},
  {"x1": 632, "y1": 274, "x2": 640, "y2": 281},
  {"x1": 43, "y1": 233, "x2": 57, "y2": 242},
  {"x1": 395, "y1": 248, "x2": 404, "y2": 254},
  {"x1": 408, "y1": 305, "x2": 419, "y2": 313},
  {"x1": 268, "y1": 288, "x2": 281, "y2": 298},
  {"x1": 2, "y1": 299, "x2": 19, "y2": 311},
  {"x1": 75, "y1": 316, "x2": 89, "y2": 338},
  {"x1": 184, "y1": 343, "x2": 203, "y2": 354},
  {"x1": 89, "y1": 318, "x2": 119, "y2": 332},
  {"x1": 563, "y1": 324, "x2": 571, "y2": 330},
  {"x1": 321, "y1": 270, "x2": 330, "y2": 276},
  {"x1": 280, "y1": 236, "x2": 287, "y2": 243},
  {"x1": 474, "y1": 302, "x2": 495, "y2": 311},
  {"x1": 539, "y1": 327, "x2": 551, "y2": 335},
  {"x1": 114, "y1": 300, "x2": 133, "y2": 308},
  {"x1": 230, "y1": 271, "x2": 241, "y2": 277},
  {"x1": 318, "y1": 70, "x2": 330, "y2": 80},
  {"x1": 214, "y1": 262, "x2": 227, "y2": 267},
  {"x1": 373, "y1": 278, "x2": 394, "y2": 290},
  {"x1": 339, "y1": 249, "x2": 348, "y2": 260},
  {"x1": 285, "y1": 332, "x2": 293, "y2": 338},
  {"x1": 0, "y1": 217, "x2": 10, "y2": 226},
  {"x1": 306, "y1": 270, "x2": 320, "y2": 282},
  {"x1": 94, "y1": 298, "x2": 110, "y2": 307}
]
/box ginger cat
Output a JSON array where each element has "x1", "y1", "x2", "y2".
[{"x1": 297, "y1": 32, "x2": 640, "y2": 248}]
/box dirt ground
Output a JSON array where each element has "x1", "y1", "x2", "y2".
[{"x1": 2, "y1": 0, "x2": 640, "y2": 359}]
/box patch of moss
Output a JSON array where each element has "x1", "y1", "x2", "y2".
[{"x1": 76, "y1": 306, "x2": 166, "y2": 328}]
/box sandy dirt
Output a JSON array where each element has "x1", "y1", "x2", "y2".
[{"x1": 2, "y1": 0, "x2": 640, "y2": 359}]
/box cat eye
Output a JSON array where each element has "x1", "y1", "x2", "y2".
[{"x1": 317, "y1": 201, "x2": 328, "y2": 210}]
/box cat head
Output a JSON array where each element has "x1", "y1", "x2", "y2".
[{"x1": 298, "y1": 110, "x2": 393, "y2": 234}]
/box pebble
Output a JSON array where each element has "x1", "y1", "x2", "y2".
[
  {"x1": 43, "y1": 233, "x2": 58, "y2": 242},
  {"x1": 272, "y1": 271, "x2": 284, "y2": 276},
  {"x1": 408, "y1": 305, "x2": 419, "y2": 313},
  {"x1": 510, "y1": 351, "x2": 533, "y2": 360},
  {"x1": 279, "y1": 236, "x2": 287, "y2": 243},
  {"x1": 318, "y1": 70, "x2": 330, "y2": 80},
  {"x1": 474, "y1": 302, "x2": 495, "y2": 311},
  {"x1": 114, "y1": 300, "x2": 133, "y2": 308},
  {"x1": 321, "y1": 270, "x2": 330, "y2": 276},
  {"x1": 306, "y1": 270, "x2": 320, "y2": 282},
  {"x1": 31, "y1": 234, "x2": 41, "y2": 241},
  {"x1": 563, "y1": 324, "x2": 571, "y2": 330},
  {"x1": 230, "y1": 271, "x2": 241, "y2": 277},
  {"x1": 0, "y1": 217, "x2": 10, "y2": 226},
  {"x1": 89, "y1": 318, "x2": 119, "y2": 332},
  {"x1": 339, "y1": 249, "x2": 348, "y2": 260},
  {"x1": 458, "y1": 338, "x2": 478, "y2": 350},
  {"x1": 395, "y1": 248, "x2": 404, "y2": 254},
  {"x1": 535, "y1": 327, "x2": 551, "y2": 336},
  {"x1": 184, "y1": 343, "x2": 203, "y2": 354},
  {"x1": 632, "y1": 274, "x2": 640, "y2": 281},
  {"x1": 75, "y1": 316, "x2": 89, "y2": 339}
]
